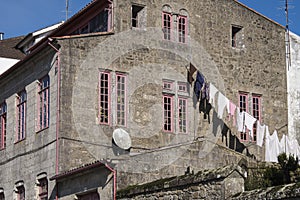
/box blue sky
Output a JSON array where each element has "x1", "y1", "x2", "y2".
[{"x1": 0, "y1": 0, "x2": 299, "y2": 39}]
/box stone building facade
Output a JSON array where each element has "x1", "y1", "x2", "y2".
[{"x1": 0, "y1": 0, "x2": 287, "y2": 199}]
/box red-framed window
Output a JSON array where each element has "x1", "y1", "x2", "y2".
[
  {"x1": 16, "y1": 185, "x2": 25, "y2": 200},
  {"x1": 116, "y1": 74, "x2": 126, "y2": 126},
  {"x1": 163, "y1": 80, "x2": 173, "y2": 91},
  {"x1": 239, "y1": 92, "x2": 248, "y2": 141},
  {"x1": 163, "y1": 95, "x2": 173, "y2": 132},
  {"x1": 37, "y1": 76, "x2": 50, "y2": 131},
  {"x1": 162, "y1": 12, "x2": 172, "y2": 40},
  {"x1": 16, "y1": 90, "x2": 26, "y2": 142},
  {"x1": 38, "y1": 178, "x2": 48, "y2": 200},
  {"x1": 178, "y1": 15, "x2": 187, "y2": 43},
  {"x1": 0, "y1": 102, "x2": 7, "y2": 150},
  {"x1": 77, "y1": 191, "x2": 100, "y2": 200},
  {"x1": 178, "y1": 82, "x2": 187, "y2": 92},
  {"x1": 252, "y1": 95, "x2": 261, "y2": 142},
  {"x1": 178, "y1": 98, "x2": 187, "y2": 133},
  {"x1": 99, "y1": 71, "x2": 111, "y2": 125}
]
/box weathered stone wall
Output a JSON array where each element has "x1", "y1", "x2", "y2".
[
  {"x1": 56, "y1": 0, "x2": 287, "y2": 193},
  {"x1": 287, "y1": 32, "x2": 300, "y2": 142},
  {"x1": 0, "y1": 47, "x2": 58, "y2": 199}
]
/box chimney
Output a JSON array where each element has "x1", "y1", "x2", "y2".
[{"x1": 0, "y1": 32, "x2": 4, "y2": 40}]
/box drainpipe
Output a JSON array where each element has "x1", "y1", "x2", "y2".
[
  {"x1": 105, "y1": 163, "x2": 116, "y2": 200},
  {"x1": 47, "y1": 38, "x2": 61, "y2": 200}
]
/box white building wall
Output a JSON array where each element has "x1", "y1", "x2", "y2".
[
  {"x1": 0, "y1": 57, "x2": 19, "y2": 74},
  {"x1": 287, "y1": 32, "x2": 300, "y2": 141}
]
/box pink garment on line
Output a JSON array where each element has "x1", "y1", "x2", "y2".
[{"x1": 228, "y1": 101, "x2": 237, "y2": 126}]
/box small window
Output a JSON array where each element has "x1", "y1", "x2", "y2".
[
  {"x1": 132, "y1": 5, "x2": 146, "y2": 28},
  {"x1": 163, "y1": 81, "x2": 173, "y2": 91},
  {"x1": 16, "y1": 185, "x2": 25, "y2": 200},
  {"x1": 178, "y1": 82, "x2": 187, "y2": 92},
  {"x1": 37, "y1": 178, "x2": 48, "y2": 200},
  {"x1": 232, "y1": 25, "x2": 243, "y2": 48},
  {"x1": 16, "y1": 90, "x2": 27, "y2": 142},
  {"x1": 0, "y1": 102, "x2": 7, "y2": 150},
  {"x1": 0, "y1": 188, "x2": 4, "y2": 200}
]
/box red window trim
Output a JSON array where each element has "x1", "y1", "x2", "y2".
[
  {"x1": 0, "y1": 102, "x2": 6, "y2": 150},
  {"x1": 99, "y1": 71, "x2": 111, "y2": 125},
  {"x1": 178, "y1": 97, "x2": 187, "y2": 133},
  {"x1": 163, "y1": 95, "x2": 173, "y2": 132},
  {"x1": 238, "y1": 92, "x2": 248, "y2": 141},
  {"x1": 16, "y1": 90, "x2": 26, "y2": 143},
  {"x1": 162, "y1": 12, "x2": 172, "y2": 41},
  {"x1": 178, "y1": 15, "x2": 188, "y2": 43},
  {"x1": 116, "y1": 73, "x2": 127, "y2": 127},
  {"x1": 37, "y1": 76, "x2": 50, "y2": 132},
  {"x1": 252, "y1": 95, "x2": 262, "y2": 142}
]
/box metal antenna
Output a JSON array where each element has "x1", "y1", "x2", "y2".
[
  {"x1": 65, "y1": 0, "x2": 70, "y2": 20},
  {"x1": 285, "y1": 0, "x2": 292, "y2": 70}
]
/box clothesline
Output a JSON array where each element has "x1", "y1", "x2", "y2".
[{"x1": 187, "y1": 63, "x2": 300, "y2": 163}]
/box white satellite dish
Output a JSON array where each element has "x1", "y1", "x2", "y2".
[{"x1": 113, "y1": 128, "x2": 132, "y2": 150}]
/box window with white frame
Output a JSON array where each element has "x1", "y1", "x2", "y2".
[
  {"x1": 116, "y1": 73, "x2": 127, "y2": 126},
  {"x1": 37, "y1": 76, "x2": 50, "y2": 131},
  {"x1": 16, "y1": 90, "x2": 26, "y2": 142},
  {"x1": 0, "y1": 102, "x2": 7, "y2": 150}
]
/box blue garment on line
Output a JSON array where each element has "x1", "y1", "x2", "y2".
[{"x1": 194, "y1": 71, "x2": 205, "y2": 99}]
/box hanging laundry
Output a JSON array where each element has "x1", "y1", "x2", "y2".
[
  {"x1": 236, "y1": 110, "x2": 245, "y2": 132},
  {"x1": 256, "y1": 121, "x2": 265, "y2": 147},
  {"x1": 188, "y1": 63, "x2": 197, "y2": 85},
  {"x1": 193, "y1": 71, "x2": 205, "y2": 100},
  {"x1": 209, "y1": 83, "x2": 218, "y2": 107},
  {"x1": 265, "y1": 130, "x2": 281, "y2": 163},
  {"x1": 199, "y1": 82, "x2": 211, "y2": 123},
  {"x1": 228, "y1": 101, "x2": 237, "y2": 126},
  {"x1": 265, "y1": 126, "x2": 271, "y2": 162},
  {"x1": 244, "y1": 112, "x2": 256, "y2": 133},
  {"x1": 217, "y1": 92, "x2": 229, "y2": 119}
]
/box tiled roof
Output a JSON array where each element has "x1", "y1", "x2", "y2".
[
  {"x1": 0, "y1": 36, "x2": 26, "y2": 60},
  {"x1": 50, "y1": 160, "x2": 107, "y2": 181}
]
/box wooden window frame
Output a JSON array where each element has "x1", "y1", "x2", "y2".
[
  {"x1": 116, "y1": 73, "x2": 127, "y2": 126},
  {"x1": 16, "y1": 90, "x2": 26, "y2": 142},
  {"x1": 0, "y1": 102, "x2": 7, "y2": 150},
  {"x1": 99, "y1": 71, "x2": 111, "y2": 125},
  {"x1": 37, "y1": 76, "x2": 50, "y2": 131}
]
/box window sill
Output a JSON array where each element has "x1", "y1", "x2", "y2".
[
  {"x1": 14, "y1": 138, "x2": 26, "y2": 144},
  {"x1": 36, "y1": 127, "x2": 49, "y2": 134}
]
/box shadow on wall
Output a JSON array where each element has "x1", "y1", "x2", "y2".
[{"x1": 49, "y1": 166, "x2": 112, "y2": 199}]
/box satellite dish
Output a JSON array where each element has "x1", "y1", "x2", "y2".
[{"x1": 113, "y1": 128, "x2": 132, "y2": 150}]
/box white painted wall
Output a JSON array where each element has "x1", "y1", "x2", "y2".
[
  {"x1": 287, "y1": 32, "x2": 300, "y2": 141},
  {"x1": 0, "y1": 57, "x2": 19, "y2": 75}
]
